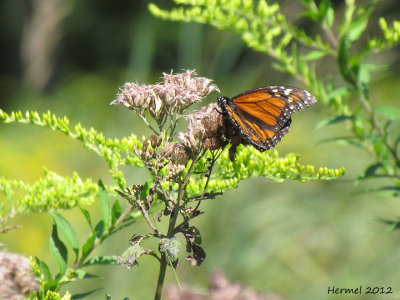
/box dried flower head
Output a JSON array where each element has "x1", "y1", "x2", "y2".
[
  {"x1": 161, "y1": 142, "x2": 191, "y2": 166},
  {"x1": 160, "y1": 103, "x2": 227, "y2": 172},
  {"x1": 178, "y1": 103, "x2": 227, "y2": 154},
  {"x1": 0, "y1": 252, "x2": 39, "y2": 299},
  {"x1": 165, "y1": 164, "x2": 186, "y2": 181},
  {"x1": 111, "y1": 70, "x2": 219, "y2": 123}
]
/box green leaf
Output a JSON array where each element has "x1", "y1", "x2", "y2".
[
  {"x1": 327, "y1": 87, "x2": 350, "y2": 99},
  {"x1": 71, "y1": 289, "x2": 102, "y2": 300},
  {"x1": 159, "y1": 238, "x2": 181, "y2": 264},
  {"x1": 44, "y1": 278, "x2": 62, "y2": 291},
  {"x1": 74, "y1": 269, "x2": 87, "y2": 279},
  {"x1": 377, "y1": 186, "x2": 400, "y2": 192},
  {"x1": 353, "y1": 117, "x2": 365, "y2": 137},
  {"x1": 360, "y1": 162, "x2": 384, "y2": 179},
  {"x1": 99, "y1": 180, "x2": 112, "y2": 229},
  {"x1": 325, "y1": 5, "x2": 335, "y2": 28},
  {"x1": 318, "y1": 136, "x2": 363, "y2": 148},
  {"x1": 346, "y1": 10, "x2": 371, "y2": 43},
  {"x1": 337, "y1": 5, "x2": 373, "y2": 84},
  {"x1": 378, "y1": 217, "x2": 400, "y2": 231},
  {"x1": 358, "y1": 63, "x2": 371, "y2": 88},
  {"x1": 107, "y1": 219, "x2": 136, "y2": 235},
  {"x1": 302, "y1": 10, "x2": 320, "y2": 22},
  {"x1": 81, "y1": 232, "x2": 96, "y2": 262},
  {"x1": 367, "y1": 186, "x2": 400, "y2": 198},
  {"x1": 65, "y1": 269, "x2": 99, "y2": 281},
  {"x1": 338, "y1": 36, "x2": 355, "y2": 84},
  {"x1": 374, "y1": 138, "x2": 390, "y2": 162},
  {"x1": 35, "y1": 257, "x2": 52, "y2": 280},
  {"x1": 78, "y1": 272, "x2": 99, "y2": 279},
  {"x1": 82, "y1": 256, "x2": 117, "y2": 267},
  {"x1": 112, "y1": 199, "x2": 122, "y2": 225},
  {"x1": 94, "y1": 220, "x2": 105, "y2": 238},
  {"x1": 114, "y1": 244, "x2": 153, "y2": 269},
  {"x1": 139, "y1": 181, "x2": 150, "y2": 202},
  {"x1": 375, "y1": 105, "x2": 400, "y2": 121},
  {"x1": 304, "y1": 50, "x2": 327, "y2": 61},
  {"x1": 319, "y1": 0, "x2": 334, "y2": 27},
  {"x1": 79, "y1": 207, "x2": 97, "y2": 261},
  {"x1": 80, "y1": 207, "x2": 94, "y2": 230},
  {"x1": 315, "y1": 115, "x2": 355, "y2": 129},
  {"x1": 49, "y1": 211, "x2": 79, "y2": 260},
  {"x1": 49, "y1": 223, "x2": 68, "y2": 275}
]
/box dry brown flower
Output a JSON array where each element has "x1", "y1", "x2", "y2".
[
  {"x1": 0, "y1": 252, "x2": 39, "y2": 300},
  {"x1": 160, "y1": 103, "x2": 228, "y2": 173},
  {"x1": 178, "y1": 103, "x2": 227, "y2": 154},
  {"x1": 166, "y1": 164, "x2": 186, "y2": 180},
  {"x1": 161, "y1": 142, "x2": 191, "y2": 166}
]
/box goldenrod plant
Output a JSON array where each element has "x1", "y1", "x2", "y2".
[{"x1": 0, "y1": 70, "x2": 342, "y2": 299}]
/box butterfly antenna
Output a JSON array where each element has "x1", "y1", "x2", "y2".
[{"x1": 214, "y1": 80, "x2": 224, "y2": 96}]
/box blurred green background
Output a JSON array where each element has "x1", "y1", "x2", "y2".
[{"x1": 1, "y1": 0, "x2": 400, "y2": 299}]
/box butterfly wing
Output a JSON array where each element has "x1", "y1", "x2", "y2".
[{"x1": 219, "y1": 86, "x2": 317, "y2": 151}]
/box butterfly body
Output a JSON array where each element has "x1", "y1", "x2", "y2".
[{"x1": 218, "y1": 86, "x2": 317, "y2": 152}]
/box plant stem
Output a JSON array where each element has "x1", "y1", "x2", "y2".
[
  {"x1": 154, "y1": 255, "x2": 168, "y2": 300},
  {"x1": 154, "y1": 182, "x2": 183, "y2": 300}
]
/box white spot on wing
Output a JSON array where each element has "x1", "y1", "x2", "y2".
[{"x1": 284, "y1": 89, "x2": 292, "y2": 95}]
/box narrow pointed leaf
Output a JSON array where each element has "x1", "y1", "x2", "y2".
[
  {"x1": 112, "y1": 199, "x2": 122, "y2": 225},
  {"x1": 50, "y1": 211, "x2": 79, "y2": 259},
  {"x1": 71, "y1": 289, "x2": 103, "y2": 299},
  {"x1": 315, "y1": 115, "x2": 355, "y2": 129},
  {"x1": 362, "y1": 162, "x2": 384, "y2": 178},
  {"x1": 304, "y1": 50, "x2": 327, "y2": 61},
  {"x1": 49, "y1": 224, "x2": 68, "y2": 275},
  {"x1": 81, "y1": 233, "x2": 96, "y2": 261},
  {"x1": 347, "y1": 9, "x2": 371, "y2": 43},
  {"x1": 338, "y1": 36, "x2": 354, "y2": 84},
  {"x1": 82, "y1": 256, "x2": 117, "y2": 267},
  {"x1": 35, "y1": 257, "x2": 52, "y2": 280},
  {"x1": 80, "y1": 207, "x2": 94, "y2": 230},
  {"x1": 99, "y1": 180, "x2": 112, "y2": 229},
  {"x1": 95, "y1": 220, "x2": 105, "y2": 238}
]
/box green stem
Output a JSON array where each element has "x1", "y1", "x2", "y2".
[
  {"x1": 154, "y1": 182, "x2": 183, "y2": 300},
  {"x1": 154, "y1": 255, "x2": 168, "y2": 300}
]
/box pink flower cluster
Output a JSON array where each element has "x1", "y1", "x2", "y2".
[{"x1": 111, "y1": 70, "x2": 219, "y2": 122}]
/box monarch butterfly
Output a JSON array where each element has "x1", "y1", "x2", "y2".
[{"x1": 218, "y1": 86, "x2": 317, "y2": 154}]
